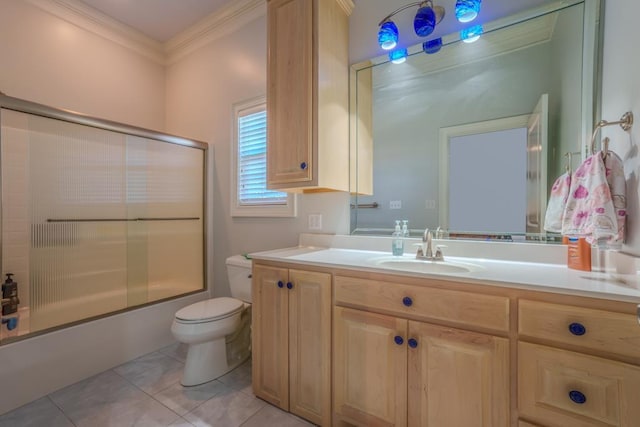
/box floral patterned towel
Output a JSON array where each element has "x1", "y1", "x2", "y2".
[
  {"x1": 561, "y1": 152, "x2": 619, "y2": 243},
  {"x1": 604, "y1": 150, "x2": 626, "y2": 244},
  {"x1": 544, "y1": 171, "x2": 571, "y2": 233}
]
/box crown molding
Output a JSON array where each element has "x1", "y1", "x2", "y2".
[
  {"x1": 25, "y1": 0, "x2": 165, "y2": 64},
  {"x1": 26, "y1": 0, "x2": 267, "y2": 66},
  {"x1": 165, "y1": 0, "x2": 266, "y2": 65}
]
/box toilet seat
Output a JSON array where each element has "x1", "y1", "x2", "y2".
[{"x1": 175, "y1": 297, "x2": 244, "y2": 324}]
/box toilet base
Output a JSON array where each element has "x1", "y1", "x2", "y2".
[{"x1": 182, "y1": 337, "x2": 232, "y2": 386}]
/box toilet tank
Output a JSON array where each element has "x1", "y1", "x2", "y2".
[{"x1": 226, "y1": 255, "x2": 253, "y2": 303}]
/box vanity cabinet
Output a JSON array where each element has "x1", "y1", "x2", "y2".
[
  {"x1": 517, "y1": 300, "x2": 640, "y2": 427},
  {"x1": 251, "y1": 264, "x2": 332, "y2": 426},
  {"x1": 333, "y1": 276, "x2": 510, "y2": 427},
  {"x1": 266, "y1": 0, "x2": 353, "y2": 192}
]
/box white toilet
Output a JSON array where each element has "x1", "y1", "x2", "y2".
[{"x1": 171, "y1": 255, "x2": 252, "y2": 386}]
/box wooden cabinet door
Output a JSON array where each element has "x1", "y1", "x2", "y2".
[
  {"x1": 407, "y1": 321, "x2": 509, "y2": 427},
  {"x1": 288, "y1": 269, "x2": 331, "y2": 426},
  {"x1": 334, "y1": 307, "x2": 408, "y2": 426},
  {"x1": 266, "y1": 0, "x2": 314, "y2": 188},
  {"x1": 252, "y1": 264, "x2": 289, "y2": 409}
]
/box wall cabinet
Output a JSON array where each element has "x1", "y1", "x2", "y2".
[
  {"x1": 266, "y1": 0, "x2": 353, "y2": 192},
  {"x1": 251, "y1": 264, "x2": 331, "y2": 426}
]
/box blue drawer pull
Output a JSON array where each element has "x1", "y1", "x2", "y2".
[
  {"x1": 300, "y1": 162, "x2": 307, "y2": 170},
  {"x1": 402, "y1": 297, "x2": 413, "y2": 307},
  {"x1": 569, "y1": 390, "x2": 586, "y2": 404},
  {"x1": 394, "y1": 335, "x2": 404, "y2": 345},
  {"x1": 277, "y1": 281, "x2": 284, "y2": 288},
  {"x1": 286, "y1": 282, "x2": 293, "y2": 290},
  {"x1": 569, "y1": 322, "x2": 586, "y2": 336},
  {"x1": 408, "y1": 338, "x2": 418, "y2": 348}
]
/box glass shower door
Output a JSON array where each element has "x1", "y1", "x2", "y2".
[{"x1": 1, "y1": 107, "x2": 205, "y2": 343}]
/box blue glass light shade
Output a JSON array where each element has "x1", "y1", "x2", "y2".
[
  {"x1": 378, "y1": 21, "x2": 399, "y2": 50},
  {"x1": 414, "y1": 5, "x2": 436, "y2": 37},
  {"x1": 455, "y1": 0, "x2": 482, "y2": 23},
  {"x1": 389, "y1": 48, "x2": 408, "y2": 64},
  {"x1": 423, "y1": 38, "x2": 442, "y2": 54},
  {"x1": 461, "y1": 25, "x2": 483, "y2": 43}
]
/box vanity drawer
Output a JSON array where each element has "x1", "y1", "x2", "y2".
[
  {"x1": 518, "y1": 342, "x2": 640, "y2": 427},
  {"x1": 518, "y1": 300, "x2": 640, "y2": 360},
  {"x1": 334, "y1": 276, "x2": 510, "y2": 332}
]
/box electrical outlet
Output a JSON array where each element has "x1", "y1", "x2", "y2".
[
  {"x1": 425, "y1": 199, "x2": 436, "y2": 209},
  {"x1": 308, "y1": 214, "x2": 322, "y2": 231},
  {"x1": 390, "y1": 200, "x2": 402, "y2": 209}
]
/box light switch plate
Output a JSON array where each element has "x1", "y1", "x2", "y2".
[
  {"x1": 308, "y1": 214, "x2": 322, "y2": 231},
  {"x1": 390, "y1": 200, "x2": 402, "y2": 209}
]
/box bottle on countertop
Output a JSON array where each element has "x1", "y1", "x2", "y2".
[
  {"x1": 402, "y1": 220, "x2": 409, "y2": 238},
  {"x1": 392, "y1": 220, "x2": 404, "y2": 256}
]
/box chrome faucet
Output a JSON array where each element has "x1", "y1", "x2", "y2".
[{"x1": 416, "y1": 228, "x2": 444, "y2": 261}]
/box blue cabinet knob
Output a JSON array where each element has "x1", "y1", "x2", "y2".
[
  {"x1": 569, "y1": 390, "x2": 586, "y2": 404},
  {"x1": 286, "y1": 282, "x2": 293, "y2": 290},
  {"x1": 568, "y1": 322, "x2": 586, "y2": 336},
  {"x1": 394, "y1": 335, "x2": 404, "y2": 345},
  {"x1": 402, "y1": 297, "x2": 413, "y2": 307},
  {"x1": 408, "y1": 338, "x2": 418, "y2": 348},
  {"x1": 277, "y1": 281, "x2": 284, "y2": 288},
  {"x1": 300, "y1": 162, "x2": 307, "y2": 170}
]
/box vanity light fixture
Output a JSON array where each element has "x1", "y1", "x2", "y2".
[
  {"x1": 389, "y1": 48, "x2": 408, "y2": 64},
  {"x1": 377, "y1": 1, "x2": 445, "y2": 51},
  {"x1": 423, "y1": 37, "x2": 443, "y2": 54},
  {"x1": 455, "y1": 0, "x2": 482, "y2": 23},
  {"x1": 461, "y1": 24, "x2": 483, "y2": 43}
]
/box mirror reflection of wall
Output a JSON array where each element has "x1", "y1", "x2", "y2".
[{"x1": 351, "y1": 1, "x2": 594, "y2": 240}]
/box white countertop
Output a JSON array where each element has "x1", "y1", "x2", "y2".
[{"x1": 251, "y1": 237, "x2": 640, "y2": 303}]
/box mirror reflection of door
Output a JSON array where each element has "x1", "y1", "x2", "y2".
[
  {"x1": 526, "y1": 94, "x2": 549, "y2": 234},
  {"x1": 440, "y1": 93, "x2": 548, "y2": 237}
]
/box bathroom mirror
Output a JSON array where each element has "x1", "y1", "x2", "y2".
[{"x1": 350, "y1": 0, "x2": 601, "y2": 241}]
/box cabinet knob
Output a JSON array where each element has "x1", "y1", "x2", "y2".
[
  {"x1": 277, "y1": 281, "x2": 284, "y2": 288},
  {"x1": 394, "y1": 335, "x2": 404, "y2": 345},
  {"x1": 286, "y1": 282, "x2": 293, "y2": 290},
  {"x1": 408, "y1": 338, "x2": 418, "y2": 348},
  {"x1": 568, "y1": 390, "x2": 586, "y2": 404},
  {"x1": 402, "y1": 296, "x2": 413, "y2": 307},
  {"x1": 568, "y1": 322, "x2": 586, "y2": 336},
  {"x1": 300, "y1": 162, "x2": 307, "y2": 170}
]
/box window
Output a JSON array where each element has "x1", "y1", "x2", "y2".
[{"x1": 231, "y1": 96, "x2": 296, "y2": 217}]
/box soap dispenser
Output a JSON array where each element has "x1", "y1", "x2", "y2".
[
  {"x1": 402, "y1": 220, "x2": 409, "y2": 238},
  {"x1": 392, "y1": 220, "x2": 404, "y2": 256}
]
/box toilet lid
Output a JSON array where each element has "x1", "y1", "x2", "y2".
[{"x1": 175, "y1": 297, "x2": 244, "y2": 322}]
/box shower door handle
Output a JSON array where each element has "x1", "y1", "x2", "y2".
[
  {"x1": 47, "y1": 217, "x2": 200, "y2": 222},
  {"x1": 136, "y1": 217, "x2": 200, "y2": 221}
]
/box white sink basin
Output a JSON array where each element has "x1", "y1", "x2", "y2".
[{"x1": 373, "y1": 257, "x2": 481, "y2": 274}]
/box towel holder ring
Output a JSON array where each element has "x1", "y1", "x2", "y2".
[{"x1": 590, "y1": 111, "x2": 633, "y2": 154}]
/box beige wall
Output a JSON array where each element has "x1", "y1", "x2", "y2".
[
  {"x1": 0, "y1": 0, "x2": 165, "y2": 130},
  {"x1": 165, "y1": 15, "x2": 350, "y2": 297}
]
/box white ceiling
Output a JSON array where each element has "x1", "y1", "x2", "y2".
[{"x1": 79, "y1": 0, "x2": 236, "y2": 42}]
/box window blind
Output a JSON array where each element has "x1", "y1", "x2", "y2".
[{"x1": 237, "y1": 109, "x2": 287, "y2": 205}]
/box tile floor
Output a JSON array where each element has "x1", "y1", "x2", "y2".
[{"x1": 0, "y1": 343, "x2": 313, "y2": 427}]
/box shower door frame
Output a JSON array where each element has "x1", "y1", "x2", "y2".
[{"x1": 0, "y1": 93, "x2": 209, "y2": 341}]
